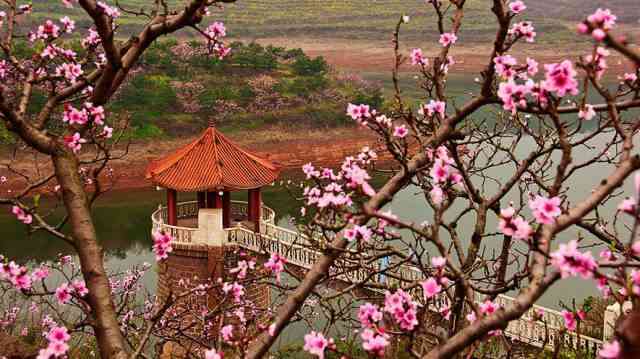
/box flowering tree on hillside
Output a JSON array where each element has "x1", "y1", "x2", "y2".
[
  {"x1": 2, "y1": 0, "x2": 640, "y2": 358},
  {"x1": 0, "y1": 0, "x2": 235, "y2": 357}
]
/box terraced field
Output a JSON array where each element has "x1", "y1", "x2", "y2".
[{"x1": 27, "y1": 0, "x2": 639, "y2": 44}]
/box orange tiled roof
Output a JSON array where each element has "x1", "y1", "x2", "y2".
[{"x1": 145, "y1": 126, "x2": 280, "y2": 191}]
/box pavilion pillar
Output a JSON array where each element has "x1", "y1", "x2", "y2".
[
  {"x1": 197, "y1": 191, "x2": 206, "y2": 209},
  {"x1": 206, "y1": 191, "x2": 216, "y2": 209},
  {"x1": 167, "y1": 189, "x2": 177, "y2": 226},
  {"x1": 248, "y1": 188, "x2": 261, "y2": 233},
  {"x1": 222, "y1": 191, "x2": 231, "y2": 228},
  {"x1": 214, "y1": 192, "x2": 223, "y2": 209}
]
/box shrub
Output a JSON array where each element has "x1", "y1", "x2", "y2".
[
  {"x1": 279, "y1": 75, "x2": 328, "y2": 97},
  {"x1": 230, "y1": 42, "x2": 278, "y2": 70},
  {"x1": 291, "y1": 54, "x2": 328, "y2": 76},
  {"x1": 113, "y1": 74, "x2": 178, "y2": 112},
  {"x1": 198, "y1": 87, "x2": 240, "y2": 108},
  {"x1": 128, "y1": 123, "x2": 164, "y2": 139}
]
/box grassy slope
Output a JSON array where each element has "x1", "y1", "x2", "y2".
[
  {"x1": 28, "y1": 0, "x2": 639, "y2": 44},
  {"x1": 104, "y1": 41, "x2": 383, "y2": 139}
]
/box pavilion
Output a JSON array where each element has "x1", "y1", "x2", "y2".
[{"x1": 145, "y1": 123, "x2": 280, "y2": 233}]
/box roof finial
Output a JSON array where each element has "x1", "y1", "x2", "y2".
[{"x1": 208, "y1": 118, "x2": 216, "y2": 128}]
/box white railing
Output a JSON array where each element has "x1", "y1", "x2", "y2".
[
  {"x1": 151, "y1": 215, "x2": 199, "y2": 244},
  {"x1": 151, "y1": 201, "x2": 277, "y2": 246},
  {"x1": 224, "y1": 225, "x2": 604, "y2": 354}
]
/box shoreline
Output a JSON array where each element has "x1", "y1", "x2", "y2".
[{"x1": 0, "y1": 127, "x2": 397, "y2": 193}]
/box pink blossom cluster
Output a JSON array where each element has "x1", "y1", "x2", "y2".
[
  {"x1": 346, "y1": 103, "x2": 372, "y2": 124},
  {"x1": 302, "y1": 175, "x2": 352, "y2": 209},
  {"x1": 618, "y1": 197, "x2": 637, "y2": 215},
  {"x1": 550, "y1": 240, "x2": 598, "y2": 279},
  {"x1": 0, "y1": 60, "x2": 7, "y2": 79},
  {"x1": 529, "y1": 195, "x2": 562, "y2": 224},
  {"x1": 37, "y1": 326, "x2": 70, "y2": 359},
  {"x1": 302, "y1": 146, "x2": 376, "y2": 211},
  {"x1": 439, "y1": 32, "x2": 457, "y2": 47},
  {"x1": 421, "y1": 256, "x2": 448, "y2": 300},
  {"x1": 62, "y1": 103, "x2": 105, "y2": 126},
  {"x1": 599, "y1": 339, "x2": 621, "y2": 358},
  {"x1": 561, "y1": 309, "x2": 585, "y2": 332},
  {"x1": 496, "y1": 57, "x2": 580, "y2": 114},
  {"x1": 55, "y1": 62, "x2": 83, "y2": 82},
  {"x1": 0, "y1": 260, "x2": 32, "y2": 290},
  {"x1": 31, "y1": 20, "x2": 61, "y2": 41},
  {"x1": 264, "y1": 253, "x2": 286, "y2": 283},
  {"x1": 497, "y1": 79, "x2": 533, "y2": 114},
  {"x1": 204, "y1": 349, "x2": 223, "y2": 359},
  {"x1": 229, "y1": 259, "x2": 255, "y2": 279},
  {"x1": 584, "y1": 47, "x2": 610, "y2": 80},
  {"x1": 361, "y1": 328, "x2": 390, "y2": 357},
  {"x1": 421, "y1": 277, "x2": 442, "y2": 299},
  {"x1": 11, "y1": 205, "x2": 32, "y2": 224},
  {"x1": 97, "y1": 1, "x2": 120, "y2": 18},
  {"x1": 622, "y1": 72, "x2": 638, "y2": 84},
  {"x1": 41, "y1": 44, "x2": 76, "y2": 60},
  {"x1": 577, "y1": 8, "x2": 617, "y2": 41},
  {"x1": 497, "y1": 206, "x2": 532, "y2": 240},
  {"x1": 204, "y1": 22, "x2": 230, "y2": 59},
  {"x1": 393, "y1": 124, "x2": 408, "y2": 138},
  {"x1": 303, "y1": 331, "x2": 333, "y2": 359},
  {"x1": 383, "y1": 289, "x2": 419, "y2": 331},
  {"x1": 410, "y1": 48, "x2": 428, "y2": 66},
  {"x1": 82, "y1": 28, "x2": 101, "y2": 48},
  {"x1": 347, "y1": 104, "x2": 406, "y2": 140},
  {"x1": 63, "y1": 132, "x2": 86, "y2": 153},
  {"x1": 544, "y1": 60, "x2": 580, "y2": 97},
  {"x1": 55, "y1": 280, "x2": 88, "y2": 305},
  {"x1": 630, "y1": 270, "x2": 640, "y2": 296},
  {"x1": 419, "y1": 100, "x2": 446, "y2": 118},
  {"x1": 579, "y1": 104, "x2": 596, "y2": 121},
  {"x1": 152, "y1": 231, "x2": 174, "y2": 261},
  {"x1": 494, "y1": 55, "x2": 518, "y2": 79},
  {"x1": 427, "y1": 146, "x2": 462, "y2": 205},
  {"x1": 222, "y1": 282, "x2": 245, "y2": 303},
  {"x1": 221, "y1": 324, "x2": 234, "y2": 343},
  {"x1": 344, "y1": 224, "x2": 373, "y2": 242},
  {"x1": 508, "y1": 21, "x2": 536, "y2": 43},
  {"x1": 467, "y1": 300, "x2": 502, "y2": 335},
  {"x1": 508, "y1": 1, "x2": 526, "y2": 14},
  {"x1": 356, "y1": 303, "x2": 389, "y2": 356}
]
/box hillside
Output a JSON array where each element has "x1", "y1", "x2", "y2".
[
  {"x1": 28, "y1": 0, "x2": 640, "y2": 44},
  {"x1": 97, "y1": 41, "x2": 383, "y2": 139}
]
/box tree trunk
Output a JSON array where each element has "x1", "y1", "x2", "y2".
[{"x1": 52, "y1": 153, "x2": 128, "y2": 359}]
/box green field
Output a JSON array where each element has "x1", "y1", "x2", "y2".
[{"x1": 27, "y1": 0, "x2": 639, "y2": 44}]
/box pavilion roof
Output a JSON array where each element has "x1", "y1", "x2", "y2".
[{"x1": 145, "y1": 126, "x2": 280, "y2": 191}]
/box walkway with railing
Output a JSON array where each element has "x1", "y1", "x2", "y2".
[{"x1": 151, "y1": 202, "x2": 604, "y2": 355}]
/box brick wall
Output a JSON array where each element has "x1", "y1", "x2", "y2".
[{"x1": 158, "y1": 242, "x2": 271, "y2": 355}]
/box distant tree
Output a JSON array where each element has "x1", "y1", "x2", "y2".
[{"x1": 291, "y1": 54, "x2": 328, "y2": 76}]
